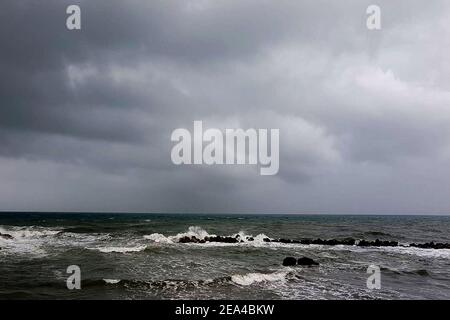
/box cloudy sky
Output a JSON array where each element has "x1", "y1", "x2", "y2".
[{"x1": 1, "y1": 0, "x2": 450, "y2": 214}]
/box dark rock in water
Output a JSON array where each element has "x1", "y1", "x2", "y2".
[
  {"x1": 0, "y1": 232, "x2": 14, "y2": 240},
  {"x1": 357, "y1": 239, "x2": 398, "y2": 247},
  {"x1": 340, "y1": 238, "x2": 356, "y2": 246},
  {"x1": 201, "y1": 235, "x2": 239, "y2": 243},
  {"x1": 176, "y1": 233, "x2": 448, "y2": 250},
  {"x1": 410, "y1": 242, "x2": 450, "y2": 249},
  {"x1": 179, "y1": 236, "x2": 201, "y2": 243},
  {"x1": 297, "y1": 257, "x2": 319, "y2": 266},
  {"x1": 282, "y1": 257, "x2": 297, "y2": 266},
  {"x1": 357, "y1": 239, "x2": 370, "y2": 247},
  {"x1": 415, "y1": 269, "x2": 429, "y2": 276}
]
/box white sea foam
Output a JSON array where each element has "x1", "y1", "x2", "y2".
[
  {"x1": 143, "y1": 233, "x2": 174, "y2": 244},
  {"x1": 103, "y1": 279, "x2": 121, "y2": 284},
  {"x1": 0, "y1": 225, "x2": 64, "y2": 256},
  {"x1": 91, "y1": 245, "x2": 147, "y2": 253},
  {"x1": 141, "y1": 226, "x2": 450, "y2": 260},
  {"x1": 231, "y1": 271, "x2": 289, "y2": 286},
  {"x1": 376, "y1": 246, "x2": 450, "y2": 259},
  {"x1": 0, "y1": 226, "x2": 61, "y2": 239},
  {"x1": 173, "y1": 226, "x2": 214, "y2": 240},
  {"x1": 143, "y1": 226, "x2": 273, "y2": 247},
  {"x1": 329, "y1": 244, "x2": 450, "y2": 259}
]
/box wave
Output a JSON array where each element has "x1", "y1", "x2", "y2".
[
  {"x1": 89, "y1": 245, "x2": 147, "y2": 253},
  {"x1": 87, "y1": 271, "x2": 289, "y2": 290},
  {"x1": 141, "y1": 226, "x2": 450, "y2": 261},
  {"x1": 231, "y1": 270, "x2": 290, "y2": 286},
  {"x1": 103, "y1": 279, "x2": 121, "y2": 284},
  {"x1": 329, "y1": 244, "x2": 450, "y2": 259},
  {"x1": 143, "y1": 226, "x2": 271, "y2": 246},
  {"x1": 0, "y1": 226, "x2": 62, "y2": 239}
]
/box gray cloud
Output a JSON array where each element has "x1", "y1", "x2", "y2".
[{"x1": 1, "y1": 0, "x2": 450, "y2": 214}]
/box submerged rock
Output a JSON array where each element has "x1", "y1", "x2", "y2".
[
  {"x1": 282, "y1": 257, "x2": 297, "y2": 266},
  {"x1": 297, "y1": 257, "x2": 319, "y2": 266}
]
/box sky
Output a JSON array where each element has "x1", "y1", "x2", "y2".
[{"x1": 1, "y1": 0, "x2": 450, "y2": 214}]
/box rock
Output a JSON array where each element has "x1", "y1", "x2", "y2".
[
  {"x1": 357, "y1": 239, "x2": 398, "y2": 247},
  {"x1": 341, "y1": 238, "x2": 356, "y2": 246},
  {"x1": 263, "y1": 238, "x2": 271, "y2": 242},
  {"x1": 410, "y1": 242, "x2": 450, "y2": 249},
  {"x1": 178, "y1": 236, "x2": 200, "y2": 243},
  {"x1": 416, "y1": 269, "x2": 429, "y2": 276},
  {"x1": 297, "y1": 257, "x2": 319, "y2": 266},
  {"x1": 0, "y1": 232, "x2": 14, "y2": 240},
  {"x1": 282, "y1": 257, "x2": 297, "y2": 266}
]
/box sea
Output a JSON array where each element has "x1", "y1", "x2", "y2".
[{"x1": 0, "y1": 213, "x2": 449, "y2": 299}]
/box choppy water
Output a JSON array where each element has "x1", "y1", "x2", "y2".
[{"x1": 0, "y1": 213, "x2": 449, "y2": 299}]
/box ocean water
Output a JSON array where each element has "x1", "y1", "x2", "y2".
[{"x1": 0, "y1": 213, "x2": 449, "y2": 300}]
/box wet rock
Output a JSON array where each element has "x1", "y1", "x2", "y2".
[
  {"x1": 204, "y1": 236, "x2": 239, "y2": 243},
  {"x1": 178, "y1": 236, "x2": 200, "y2": 243},
  {"x1": 0, "y1": 232, "x2": 14, "y2": 240},
  {"x1": 282, "y1": 257, "x2": 297, "y2": 266},
  {"x1": 340, "y1": 238, "x2": 356, "y2": 246},
  {"x1": 297, "y1": 257, "x2": 319, "y2": 266},
  {"x1": 410, "y1": 242, "x2": 450, "y2": 249},
  {"x1": 357, "y1": 239, "x2": 398, "y2": 247}
]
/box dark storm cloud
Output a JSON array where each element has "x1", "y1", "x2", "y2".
[{"x1": 1, "y1": 0, "x2": 450, "y2": 213}]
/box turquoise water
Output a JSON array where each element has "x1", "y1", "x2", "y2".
[{"x1": 1, "y1": 213, "x2": 449, "y2": 299}]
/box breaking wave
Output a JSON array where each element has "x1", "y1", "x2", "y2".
[
  {"x1": 0, "y1": 226, "x2": 62, "y2": 239},
  {"x1": 231, "y1": 271, "x2": 290, "y2": 286},
  {"x1": 90, "y1": 271, "x2": 290, "y2": 289},
  {"x1": 143, "y1": 226, "x2": 271, "y2": 246},
  {"x1": 103, "y1": 279, "x2": 121, "y2": 284},
  {"x1": 142, "y1": 226, "x2": 450, "y2": 260}
]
